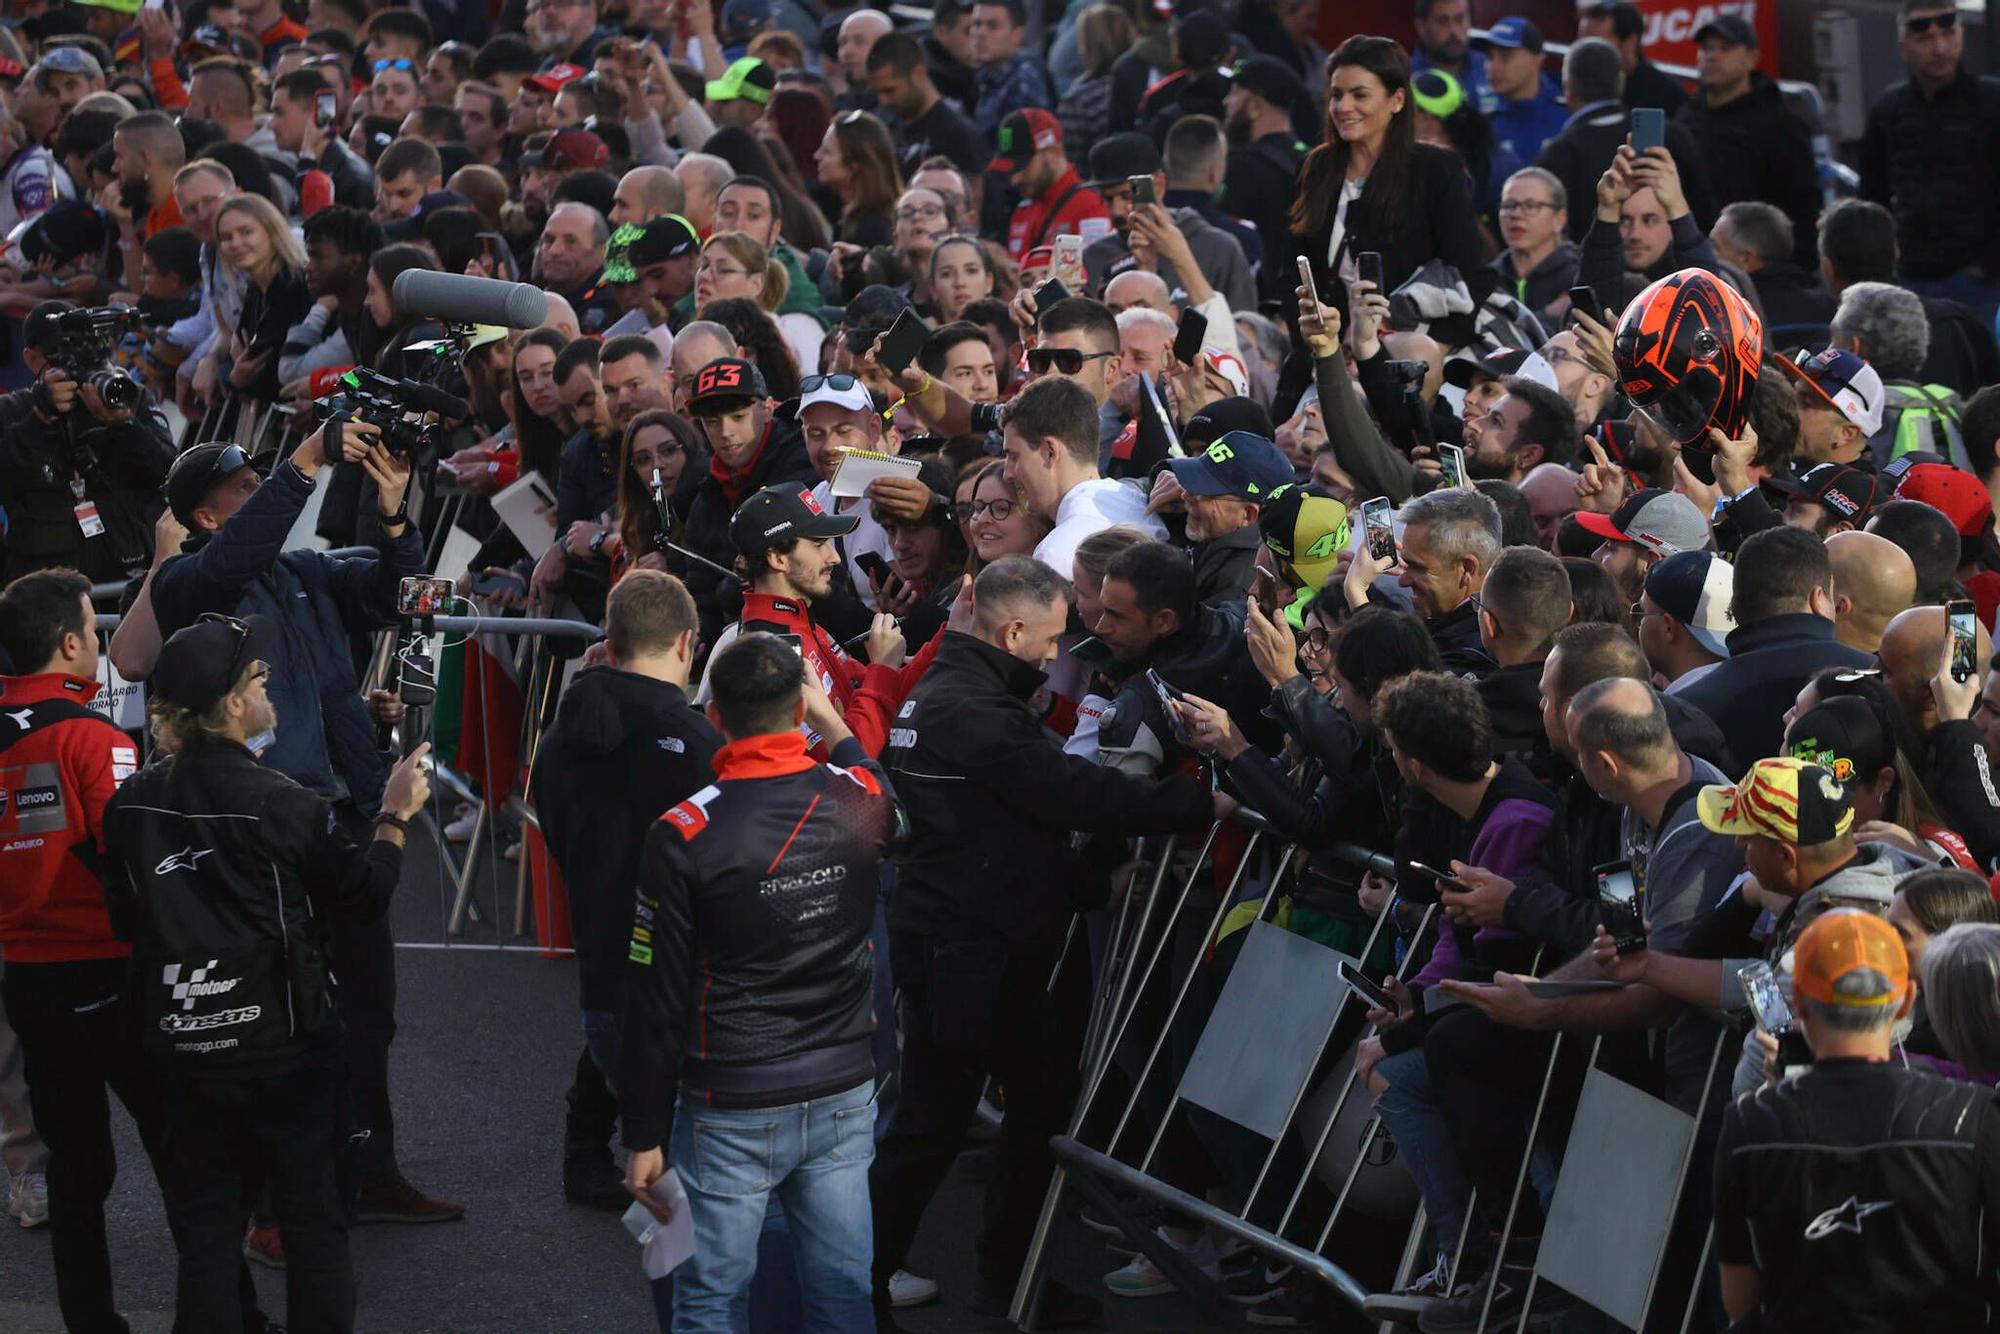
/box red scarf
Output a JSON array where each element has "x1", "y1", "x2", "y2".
[{"x1": 708, "y1": 420, "x2": 772, "y2": 508}]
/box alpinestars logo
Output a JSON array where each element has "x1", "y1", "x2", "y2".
[
  {"x1": 162, "y1": 960, "x2": 241, "y2": 1011},
  {"x1": 155, "y1": 846, "x2": 214, "y2": 875},
  {"x1": 1804, "y1": 1195, "x2": 1893, "y2": 1240}
]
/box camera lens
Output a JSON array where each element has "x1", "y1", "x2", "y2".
[{"x1": 88, "y1": 367, "x2": 141, "y2": 411}]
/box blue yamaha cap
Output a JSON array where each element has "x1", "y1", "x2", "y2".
[
  {"x1": 1472, "y1": 16, "x2": 1545, "y2": 52},
  {"x1": 1168, "y1": 431, "x2": 1296, "y2": 500}
]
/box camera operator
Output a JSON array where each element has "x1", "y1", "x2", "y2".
[
  {"x1": 0, "y1": 300, "x2": 175, "y2": 585},
  {"x1": 149, "y1": 416, "x2": 461, "y2": 1224},
  {"x1": 101, "y1": 615, "x2": 435, "y2": 1332}
]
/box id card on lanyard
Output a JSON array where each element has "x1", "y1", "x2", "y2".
[{"x1": 71, "y1": 476, "x2": 105, "y2": 538}]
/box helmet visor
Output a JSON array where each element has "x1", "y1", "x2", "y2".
[{"x1": 1632, "y1": 366, "x2": 1723, "y2": 444}]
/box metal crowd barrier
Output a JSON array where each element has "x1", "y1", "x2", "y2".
[{"x1": 1012, "y1": 814, "x2": 1736, "y2": 1334}]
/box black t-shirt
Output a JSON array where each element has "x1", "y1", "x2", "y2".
[
  {"x1": 898, "y1": 99, "x2": 987, "y2": 180},
  {"x1": 1713, "y1": 1057, "x2": 2000, "y2": 1330}
]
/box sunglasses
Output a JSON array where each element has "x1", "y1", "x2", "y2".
[
  {"x1": 800, "y1": 373, "x2": 863, "y2": 393},
  {"x1": 1025, "y1": 347, "x2": 1114, "y2": 375},
  {"x1": 1904, "y1": 11, "x2": 1956, "y2": 33},
  {"x1": 170, "y1": 444, "x2": 252, "y2": 509},
  {"x1": 374, "y1": 58, "x2": 415, "y2": 73},
  {"x1": 197, "y1": 612, "x2": 259, "y2": 687}
]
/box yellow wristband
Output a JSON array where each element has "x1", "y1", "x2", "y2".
[{"x1": 913, "y1": 372, "x2": 934, "y2": 398}]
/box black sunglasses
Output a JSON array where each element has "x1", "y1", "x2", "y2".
[
  {"x1": 800, "y1": 373, "x2": 863, "y2": 393},
  {"x1": 197, "y1": 612, "x2": 256, "y2": 685},
  {"x1": 1026, "y1": 347, "x2": 1114, "y2": 375},
  {"x1": 1904, "y1": 11, "x2": 1956, "y2": 33},
  {"x1": 169, "y1": 444, "x2": 252, "y2": 507}
]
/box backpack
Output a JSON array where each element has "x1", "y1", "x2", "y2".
[{"x1": 1875, "y1": 380, "x2": 1967, "y2": 470}]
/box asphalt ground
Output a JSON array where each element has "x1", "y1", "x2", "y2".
[{"x1": 0, "y1": 816, "x2": 1254, "y2": 1333}]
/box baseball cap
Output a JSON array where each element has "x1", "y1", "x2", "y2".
[
  {"x1": 792, "y1": 372, "x2": 876, "y2": 417},
  {"x1": 1472, "y1": 16, "x2": 1545, "y2": 52},
  {"x1": 705, "y1": 57, "x2": 776, "y2": 106},
  {"x1": 685, "y1": 357, "x2": 769, "y2": 412},
  {"x1": 1762, "y1": 461, "x2": 1882, "y2": 527},
  {"x1": 37, "y1": 45, "x2": 103, "y2": 78},
  {"x1": 1443, "y1": 346, "x2": 1560, "y2": 393},
  {"x1": 1258, "y1": 484, "x2": 1351, "y2": 592},
  {"x1": 525, "y1": 63, "x2": 585, "y2": 96},
  {"x1": 1696, "y1": 756, "x2": 1856, "y2": 845},
  {"x1": 720, "y1": 0, "x2": 774, "y2": 39},
  {"x1": 152, "y1": 614, "x2": 280, "y2": 714},
  {"x1": 1174, "y1": 10, "x2": 1231, "y2": 66},
  {"x1": 1020, "y1": 244, "x2": 1055, "y2": 274},
  {"x1": 1642, "y1": 549, "x2": 1735, "y2": 658},
  {"x1": 1226, "y1": 55, "x2": 1305, "y2": 111},
  {"x1": 1779, "y1": 347, "x2": 1885, "y2": 436},
  {"x1": 1410, "y1": 68, "x2": 1466, "y2": 121},
  {"x1": 68, "y1": 0, "x2": 140, "y2": 11},
  {"x1": 626, "y1": 214, "x2": 701, "y2": 267},
  {"x1": 19, "y1": 200, "x2": 107, "y2": 269},
  {"x1": 1878, "y1": 449, "x2": 1949, "y2": 486},
  {"x1": 1169, "y1": 432, "x2": 1295, "y2": 500},
  {"x1": 1089, "y1": 132, "x2": 1162, "y2": 187},
  {"x1": 1694, "y1": 14, "x2": 1758, "y2": 47},
  {"x1": 1184, "y1": 396, "x2": 1275, "y2": 449},
  {"x1": 1895, "y1": 461, "x2": 1993, "y2": 537},
  {"x1": 988, "y1": 108, "x2": 1062, "y2": 174},
  {"x1": 600, "y1": 223, "x2": 644, "y2": 285},
  {"x1": 183, "y1": 23, "x2": 232, "y2": 53},
  {"x1": 728, "y1": 484, "x2": 860, "y2": 556},
  {"x1": 521, "y1": 127, "x2": 608, "y2": 172},
  {"x1": 164, "y1": 443, "x2": 256, "y2": 529},
  {"x1": 1200, "y1": 349, "x2": 1251, "y2": 398},
  {"x1": 1791, "y1": 908, "x2": 1908, "y2": 1009},
  {"x1": 1574, "y1": 488, "x2": 1711, "y2": 557},
  {"x1": 1787, "y1": 695, "x2": 1894, "y2": 787}
]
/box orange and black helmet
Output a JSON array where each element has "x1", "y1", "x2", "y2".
[{"x1": 1612, "y1": 269, "x2": 1762, "y2": 444}]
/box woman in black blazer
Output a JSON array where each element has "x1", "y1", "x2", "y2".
[{"x1": 1291, "y1": 35, "x2": 1487, "y2": 307}]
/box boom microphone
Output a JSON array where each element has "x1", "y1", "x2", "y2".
[
  {"x1": 392, "y1": 270, "x2": 549, "y2": 329},
  {"x1": 395, "y1": 378, "x2": 470, "y2": 419}
]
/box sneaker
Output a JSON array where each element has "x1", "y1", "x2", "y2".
[
  {"x1": 8, "y1": 1172, "x2": 48, "y2": 1228},
  {"x1": 1103, "y1": 1228, "x2": 1219, "y2": 1297},
  {"x1": 1222, "y1": 1252, "x2": 1288, "y2": 1305},
  {"x1": 1417, "y1": 1261, "x2": 1560, "y2": 1334},
  {"x1": 1363, "y1": 1250, "x2": 1466, "y2": 1322},
  {"x1": 354, "y1": 1176, "x2": 465, "y2": 1224},
  {"x1": 501, "y1": 837, "x2": 521, "y2": 862},
  {"x1": 1246, "y1": 1283, "x2": 1314, "y2": 1328},
  {"x1": 887, "y1": 1270, "x2": 939, "y2": 1308},
  {"x1": 243, "y1": 1223, "x2": 286, "y2": 1269},
  {"x1": 442, "y1": 805, "x2": 479, "y2": 841}
]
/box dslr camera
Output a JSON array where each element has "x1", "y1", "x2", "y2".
[
  {"x1": 313, "y1": 367, "x2": 460, "y2": 458},
  {"x1": 26, "y1": 303, "x2": 145, "y2": 412}
]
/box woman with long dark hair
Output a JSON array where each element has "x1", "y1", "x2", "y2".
[
  {"x1": 1291, "y1": 35, "x2": 1484, "y2": 304},
  {"x1": 815, "y1": 110, "x2": 903, "y2": 248},
  {"x1": 358, "y1": 244, "x2": 444, "y2": 381},
  {"x1": 509, "y1": 328, "x2": 571, "y2": 485},
  {"x1": 760, "y1": 85, "x2": 834, "y2": 201},
  {"x1": 613, "y1": 408, "x2": 705, "y2": 577}
]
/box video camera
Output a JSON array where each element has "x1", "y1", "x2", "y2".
[
  {"x1": 314, "y1": 367, "x2": 468, "y2": 459},
  {"x1": 26, "y1": 304, "x2": 144, "y2": 412}
]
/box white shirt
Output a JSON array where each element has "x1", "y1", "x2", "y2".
[
  {"x1": 810, "y1": 479, "x2": 894, "y2": 612},
  {"x1": 1033, "y1": 476, "x2": 1166, "y2": 578}
]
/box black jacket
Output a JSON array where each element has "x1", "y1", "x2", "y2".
[
  {"x1": 0, "y1": 389, "x2": 175, "y2": 583},
  {"x1": 1093, "y1": 598, "x2": 1281, "y2": 768},
  {"x1": 1753, "y1": 261, "x2": 1838, "y2": 349},
  {"x1": 1623, "y1": 59, "x2": 1689, "y2": 118},
  {"x1": 532, "y1": 668, "x2": 720, "y2": 1013},
  {"x1": 1922, "y1": 719, "x2": 2000, "y2": 870},
  {"x1": 1675, "y1": 76, "x2": 1820, "y2": 264},
  {"x1": 1192, "y1": 524, "x2": 1260, "y2": 608},
  {"x1": 299, "y1": 140, "x2": 375, "y2": 213},
  {"x1": 681, "y1": 423, "x2": 816, "y2": 655},
  {"x1": 1859, "y1": 70, "x2": 2000, "y2": 281},
  {"x1": 1675, "y1": 613, "x2": 1874, "y2": 766},
  {"x1": 1300, "y1": 143, "x2": 1486, "y2": 308},
  {"x1": 1426, "y1": 598, "x2": 1495, "y2": 675},
  {"x1": 620, "y1": 732, "x2": 898, "y2": 1151},
  {"x1": 1224, "y1": 131, "x2": 1308, "y2": 306},
  {"x1": 1918, "y1": 294, "x2": 2000, "y2": 399},
  {"x1": 1478, "y1": 660, "x2": 1551, "y2": 769},
  {"x1": 1535, "y1": 100, "x2": 1715, "y2": 244},
  {"x1": 882, "y1": 632, "x2": 1213, "y2": 954},
  {"x1": 102, "y1": 740, "x2": 401, "y2": 1078}
]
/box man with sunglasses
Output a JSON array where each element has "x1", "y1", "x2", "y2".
[
  {"x1": 1859, "y1": 0, "x2": 2000, "y2": 323},
  {"x1": 150, "y1": 417, "x2": 461, "y2": 1225}
]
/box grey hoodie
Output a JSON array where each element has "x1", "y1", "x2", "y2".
[{"x1": 1082, "y1": 206, "x2": 1258, "y2": 314}]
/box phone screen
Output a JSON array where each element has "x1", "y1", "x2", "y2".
[
  {"x1": 1172, "y1": 308, "x2": 1207, "y2": 366},
  {"x1": 1357, "y1": 251, "x2": 1385, "y2": 292},
  {"x1": 877, "y1": 308, "x2": 929, "y2": 376},
  {"x1": 1596, "y1": 860, "x2": 1646, "y2": 952},
  {"x1": 1439, "y1": 444, "x2": 1466, "y2": 489},
  {"x1": 1146, "y1": 669, "x2": 1190, "y2": 742},
  {"x1": 397, "y1": 576, "x2": 453, "y2": 616},
  {"x1": 1338, "y1": 961, "x2": 1397, "y2": 1013},
  {"x1": 1053, "y1": 233, "x2": 1084, "y2": 286},
  {"x1": 1362, "y1": 496, "x2": 1396, "y2": 562},
  {"x1": 1031, "y1": 278, "x2": 1071, "y2": 316},
  {"x1": 1950, "y1": 599, "x2": 1978, "y2": 682},
  {"x1": 1406, "y1": 860, "x2": 1471, "y2": 894},
  {"x1": 1738, "y1": 962, "x2": 1797, "y2": 1035},
  {"x1": 315, "y1": 91, "x2": 336, "y2": 127},
  {"x1": 1630, "y1": 108, "x2": 1665, "y2": 153}
]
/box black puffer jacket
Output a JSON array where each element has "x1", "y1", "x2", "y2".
[{"x1": 532, "y1": 667, "x2": 719, "y2": 1012}]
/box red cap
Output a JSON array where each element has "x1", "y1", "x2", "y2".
[
  {"x1": 1021, "y1": 244, "x2": 1055, "y2": 272},
  {"x1": 526, "y1": 63, "x2": 585, "y2": 95},
  {"x1": 1895, "y1": 462, "x2": 1992, "y2": 537},
  {"x1": 523, "y1": 127, "x2": 609, "y2": 172},
  {"x1": 987, "y1": 109, "x2": 1062, "y2": 173}
]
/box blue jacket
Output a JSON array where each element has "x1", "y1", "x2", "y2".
[
  {"x1": 150, "y1": 459, "x2": 427, "y2": 815},
  {"x1": 1489, "y1": 77, "x2": 1569, "y2": 166}
]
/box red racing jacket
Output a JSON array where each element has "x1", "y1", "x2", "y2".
[
  {"x1": 0, "y1": 673, "x2": 138, "y2": 963},
  {"x1": 737, "y1": 591, "x2": 942, "y2": 758}
]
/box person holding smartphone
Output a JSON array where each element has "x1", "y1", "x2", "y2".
[{"x1": 269, "y1": 67, "x2": 376, "y2": 213}]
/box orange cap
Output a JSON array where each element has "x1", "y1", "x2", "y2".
[{"x1": 1791, "y1": 908, "x2": 1908, "y2": 1008}]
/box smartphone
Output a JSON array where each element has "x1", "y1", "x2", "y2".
[
  {"x1": 315, "y1": 91, "x2": 336, "y2": 128},
  {"x1": 397, "y1": 575, "x2": 454, "y2": 616},
  {"x1": 855, "y1": 551, "x2": 891, "y2": 587},
  {"x1": 1738, "y1": 962, "x2": 1796, "y2": 1035},
  {"x1": 476, "y1": 231, "x2": 519, "y2": 282},
  {"x1": 1438, "y1": 443, "x2": 1467, "y2": 489},
  {"x1": 1145, "y1": 668, "x2": 1192, "y2": 743},
  {"x1": 1568, "y1": 284, "x2": 1603, "y2": 326},
  {"x1": 1338, "y1": 960, "x2": 1398, "y2": 1013},
  {"x1": 1406, "y1": 859, "x2": 1472, "y2": 895},
  {"x1": 1053, "y1": 233, "x2": 1084, "y2": 286},
  {"x1": 1596, "y1": 859, "x2": 1646, "y2": 954},
  {"x1": 1630, "y1": 107, "x2": 1665, "y2": 154},
  {"x1": 1031, "y1": 278, "x2": 1071, "y2": 317},
  {"x1": 1171, "y1": 307, "x2": 1208, "y2": 367},
  {"x1": 1949, "y1": 597, "x2": 1978, "y2": 682},
  {"x1": 470, "y1": 570, "x2": 526, "y2": 599},
  {"x1": 876, "y1": 307, "x2": 929, "y2": 377},
  {"x1": 1127, "y1": 174, "x2": 1156, "y2": 207},
  {"x1": 1357, "y1": 251, "x2": 1385, "y2": 293},
  {"x1": 1296, "y1": 255, "x2": 1320, "y2": 308},
  {"x1": 1361, "y1": 496, "x2": 1396, "y2": 563},
  {"x1": 776, "y1": 633, "x2": 804, "y2": 658}
]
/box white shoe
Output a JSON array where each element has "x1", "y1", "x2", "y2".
[
  {"x1": 442, "y1": 806, "x2": 480, "y2": 841},
  {"x1": 1104, "y1": 1228, "x2": 1218, "y2": 1297},
  {"x1": 887, "y1": 1269, "x2": 939, "y2": 1308},
  {"x1": 10, "y1": 1172, "x2": 48, "y2": 1228}
]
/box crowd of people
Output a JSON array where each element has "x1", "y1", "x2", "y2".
[{"x1": 6, "y1": 0, "x2": 2000, "y2": 1330}]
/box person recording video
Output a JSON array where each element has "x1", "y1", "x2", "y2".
[{"x1": 0, "y1": 299, "x2": 176, "y2": 585}]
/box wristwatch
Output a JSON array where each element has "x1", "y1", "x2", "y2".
[{"x1": 588, "y1": 528, "x2": 610, "y2": 556}]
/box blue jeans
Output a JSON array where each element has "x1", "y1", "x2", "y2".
[
  {"x1": 582, "y1": 1009, "x2": 621, "y2": 1096},
  {"x1": 668, "y1": 1080, "x2": 876, "y2": 1334},
  {"x1": 1372, "y1": 1046, "x2": 1471, "y2": 1258}
]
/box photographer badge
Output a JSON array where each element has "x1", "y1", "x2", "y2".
[{"x1": 71, "y1": 477, "x2": 104, "y2": 539}]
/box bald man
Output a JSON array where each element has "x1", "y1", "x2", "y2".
[
  {"x1": 1879, "y1": 605, "x2": 1993, "y2": 737},
  {"x1": 674, "y1": 152, "x2": 732, "y2": 235},
  {"x1": 1826, "y1": 531, "x2": 1918, "y2": 655},
  {"x1": 611, "y1": 165, "x2": 684, "y2": 228},
  {"x1": 1520, "y1": 462, "x2": 1580, "y2": 549},
  {"x1": 540, "y1": 294, "x2": 581, "y2": 343},
  {"x1": 1103, "y1": 269, "x2": 1171, "y2": 316},
  {"x1": 668, "y1": 320, "x2": 736, "y2": 413},
  {"x1": 835, "y1": 9, "x2": 893, "y2": 97}
]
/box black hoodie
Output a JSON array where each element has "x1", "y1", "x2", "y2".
[
  {"x1": 531, "y1": 666, "x2": 721, "y2": 1012},
  {"x1": 1676, "y1": 75, "x2": 1822, "y2": 265}
]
